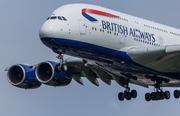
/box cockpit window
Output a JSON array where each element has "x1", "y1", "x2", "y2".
[
  {"x1": 50, "y1": 16, "x2": 57, "y2": 19},
  {"x1": 62, "y1": 16, "x2": 67, "y2": 21},
  {"x1": 46, "y1": 17, "x2": 50, "y2": 20},
  {"x1": 58, "y1": 16, "x2": 62, "y2": 20},
  {"x1": 46, "y1": 16, "x2": 67, "y2": 21},
  {"x1": 58, "y1": 16, "x2": 67, "y2": 21}
]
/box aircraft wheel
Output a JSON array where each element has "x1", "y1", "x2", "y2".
[
  {"x1": 55, "y1": 63, "x2": 61, "y2": 73},
  {"x1": 174, "y1": 90, "x2": 180, "y2": 99},
  {"x1": 118, "y1": 92, "x2": 124, "y2": 101},
  {"x1": 151, "y1": 92, "x2": 156, "y2": 100},
  {"x1": 61, "y1": 64, "x2": 68, "y2": 72},
  {"x1": 125, "y1": 92, "x2": 131, "y2": 100},
  {"x1": 145, "y1": 93, "x2": 151, "y2": 101},
  {"x1": 155, "y1": 92, "x2": 160, "y2": 100},
  {"x1": 160, "y1": 92, "x2": 165, "y2": 100},
  {"x1": 165, "y1": 91, "x2": 170, "y2": 99},
  {"x1": 131, "y1": 90, "x2": 137, "y2": 98}
]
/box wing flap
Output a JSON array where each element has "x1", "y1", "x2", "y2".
[
  {"x1": 72, "y1": 74, "x2": 84, "y2": 86},
  {"x1": 66, "y1": 57, "x2": 149, "y2": 88}
]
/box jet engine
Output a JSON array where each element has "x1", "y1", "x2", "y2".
[
  {"x1": 36, "y1": 61, "x2": 72, "y2": 86},
  {"x1": 7, "y1": 64, "x2": 41, "y2": 89}
]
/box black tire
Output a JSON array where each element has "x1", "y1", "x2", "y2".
[
  {"x1": 118, "y1": 92, "x2": 124, "y2": 101},
  {"x1": 145, "y1": 93, "x2": 151, "y2": 101},
  {"x1": 124, "y1": 91, "x2": 127, "y2": 95},
  {"x1": 131, "y1": 90, "x2": 137, "y2": 98},
  {"x1": 125, "y1": 92, "x2": 131, "y2": 100},
  {"x1": 174, "y1": 90, "x2": 179, "y2": 99},
  {"x1": 151, "y1": 92, "x2": 156, "y2": 100},
  {"x1": 165, "y1": 91, "x2": 170, "y2": 99},
  {"x1": 155, "y1": 92, "x2": 160, "y2": 100},
  {"x1": 160, "y1": 92, "x2": 165, "y2": 100},
  {"x1": 55, "y1": 63, "x2": 61, "y2": 73},
  {"x1": 150, "y1": 92, "x2": 160, "y2": 100},
  {"x1": 61, "y1": 64, "x2": 68, "y2": 72}
]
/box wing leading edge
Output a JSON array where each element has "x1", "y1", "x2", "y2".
[{"x1": 127, "y1": 45, "x2": 180, "y2": 73}]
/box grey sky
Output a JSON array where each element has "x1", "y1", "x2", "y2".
[{"x1": 1, "y1": 0, "x2": 180, "y2": 116}]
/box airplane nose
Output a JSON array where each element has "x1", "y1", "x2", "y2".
[{"x1": 39, "y1": 22, "x2": 53, "y2": 39}]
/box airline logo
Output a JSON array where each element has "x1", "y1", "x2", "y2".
[
  {"x1": 82, "y1": 8, "x2": 120, "y2": 22},
  {"x1": 102, "y1": 20, "x2": 156, "y2": 42},
  {"x1": 82, "y1": 8, "x2": 156, "y2": 43}
]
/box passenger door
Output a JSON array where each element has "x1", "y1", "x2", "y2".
[{"x1": 78, "y1": 20, "x2": 86, "y2": 35}]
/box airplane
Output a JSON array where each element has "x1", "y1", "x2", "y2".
[{"x1": 6, "y1": 3, "x2": 180, "y2": 102}]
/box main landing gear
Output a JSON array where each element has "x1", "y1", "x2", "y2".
[
  {"x1": 55, "y1": 52, "x2": 68, "y2": 73},
  {"x1": 118, "y1": 79, "x2": 137, "y2": 101},
  {"x1": 145, "y1": 90, "x2": 170, "y2": 102},
  {"x1": 145, "y1": 80, "x2": 170, "y2": 102}
]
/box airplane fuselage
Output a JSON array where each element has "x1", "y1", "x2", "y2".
[{"x1": 39, "y1": 4, "x2": 180, "y2": 79}]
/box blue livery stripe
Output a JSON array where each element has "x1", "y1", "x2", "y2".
[{"x1": 82, "y1": 12, "x2": 98, "y2": 22}]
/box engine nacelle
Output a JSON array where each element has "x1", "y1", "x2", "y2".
[
  {"x1": 36, "y1": 61, "x2": 72, "y2": 86},
  {"x1": 7, "y1": 64, "x2": 41, "y2": 89}
]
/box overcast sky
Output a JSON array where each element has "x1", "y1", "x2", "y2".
[{"x1": 1, "y1": 0, "x2": 180, "y2": 116}]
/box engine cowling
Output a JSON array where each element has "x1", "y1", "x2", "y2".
[
  {"x1": 35, "y1": 61, "x2": 72, "y2": 86},
  {"x1": 7, "y1": 64, "x2": 41, "y2": 89}
]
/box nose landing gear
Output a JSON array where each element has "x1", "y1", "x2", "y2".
[{"x1": 55, "y1": 52, "x2": 68, "y2": 73}]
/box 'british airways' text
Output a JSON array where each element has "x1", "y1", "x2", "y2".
[{"x1": 102, "y1": 20, "x2": 155, "y2": 42}]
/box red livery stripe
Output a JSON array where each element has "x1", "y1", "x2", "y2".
[{"x1": 82, "y1": 8, "x2": 120, "y2": 18}]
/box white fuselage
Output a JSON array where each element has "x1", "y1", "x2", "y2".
[
  {"x1": 40, "y1": 4, "x2": 180, "y2": 50},
  {"x1": 39, "y1": 3, "x2": 180, "y2": 74}
]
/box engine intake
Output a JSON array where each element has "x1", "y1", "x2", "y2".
[
  {"x1": 36, "y1": 61, "x2": 72, "y2": 86},
  {"x1": 36, "y1": 62, "x2": 53, "y2": 82},
  {"x1": 7, "y1": 64, "x2": 41, "y2": 89}
]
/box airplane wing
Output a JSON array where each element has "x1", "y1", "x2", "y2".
[
  {"x1": 66, "y1": 57, "x2": 180, "y2": 88},
  {"x1": 65, "y1": 57, "x2": 149, "y2": 88},
  {"x1": 6, "y1": 55, "x2": 180, "y2": 90},
  {"x1": 6, "y1": 52, "x2": 180, "y2": 101},
  {"x1": 127, "y1": 45, "x2": 180, "y2": 73}
]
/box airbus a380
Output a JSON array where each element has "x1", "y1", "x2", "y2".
[{"x1": 7, "y1": 3, "x2": 180, "y2": 102}]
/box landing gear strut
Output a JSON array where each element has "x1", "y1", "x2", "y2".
[
  {"x1": 55, "y1": 52, "x2": 67, "y2": 73},
  {"x1": 145, "y1": 80, "x2": 170, "y2": 101},
  {"x1": 118, "y1": 79, "x2": 137, "y2": 101}
]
